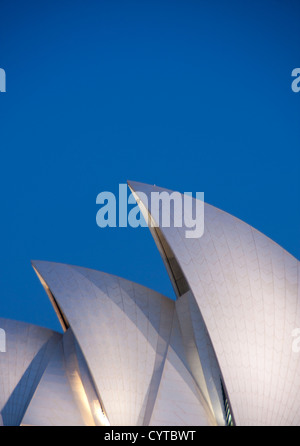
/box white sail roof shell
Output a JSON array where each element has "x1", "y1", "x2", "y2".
[
  {"x1": 32, "y1": 261, "x2": 214, "y2": 426},
  {"x1": 128, "y1": 181, "x2": 300, "y2": 426}
]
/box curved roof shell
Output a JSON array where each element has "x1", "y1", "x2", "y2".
[{"x1": 128, "y1": 181, "x2": 300, "y2": 426}]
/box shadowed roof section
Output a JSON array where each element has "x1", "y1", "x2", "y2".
[
  {"x1": 0, "y1": 318, "x2": 61, "y2": 426},
  {"x1": 128, "y1": 180, "x2": 300, "y2": 426}
]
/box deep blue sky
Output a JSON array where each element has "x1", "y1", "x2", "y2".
[{"x1": 0, "y1": 0, "x2": 299, "y2": 332}]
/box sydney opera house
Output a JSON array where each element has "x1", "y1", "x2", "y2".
[{"x1": 0, "y1": 181, "x2": 299, "y2": 426}]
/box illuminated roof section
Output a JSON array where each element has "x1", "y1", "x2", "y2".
[
  {"x1": 32, "y1": 261, "x2": 214, "y2": 426},
  {"x1": 0, "y1": 180, "x2": 299, "y2": 426},
  {"x1": 128, "y1": 181, "x2": 300, "y2": 426}
]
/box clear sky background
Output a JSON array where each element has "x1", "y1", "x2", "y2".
[{"x1": 0, "y1": 0, "x2": 299, "y2": 332}]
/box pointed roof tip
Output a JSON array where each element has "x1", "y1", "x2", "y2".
[
  {"x1": 30, "y1": 260, "x2": 45, "y2": 274},
  {"x1": 31, "y1": 260, "x2": 46, "y2": 267},
  {"x1": 127, "y1": 180, "x2": 161, "y2": 194},
  {"x1": 128, "y1": 181, "x2": 177, "y2": 199},
  {"x1": 127, "y1": 180, "x2": 157, "y2": 185},
  {"x1": 127, "y1": 179, "x2": 148, "y2": 188},
  {"x1": 31, "y1": 260, "x2": 59, "y2": 272}
]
